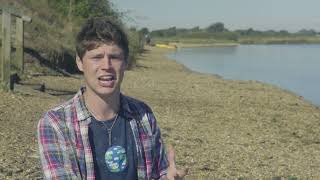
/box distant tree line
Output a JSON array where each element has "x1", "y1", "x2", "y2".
[{"x1": 142, "y1": 22, "x2": 320, "y2": 42}]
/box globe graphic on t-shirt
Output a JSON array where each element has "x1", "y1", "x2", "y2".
[{"x1": 105, "y1": 145, "x2": 127, "y2": 173}]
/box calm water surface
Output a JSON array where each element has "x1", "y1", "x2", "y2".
[{"x1": 167, "y1": 45, "x2": 320, "y2": 106}]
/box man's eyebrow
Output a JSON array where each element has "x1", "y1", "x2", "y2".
[
  {"x1": 109, "y1": 51, "x2": 123, "y2": 55},
  {"x1": 88, "y1": 53, "x2": 105, "y2": 58}
]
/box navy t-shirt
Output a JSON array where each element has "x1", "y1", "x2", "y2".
[{"x1": 88, "y1": 110, "x2": 138, "y2": 180}]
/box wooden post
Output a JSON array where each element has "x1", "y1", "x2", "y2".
[
  {"x1": 15, "y1": 17, "x2": 24, "y2": 74},
  {"x1": 0, "y1": 7, "x2": 31, "y2": 90},
  {"x1": 1, "y1": 10, "x2": 11, "y2": 90}
]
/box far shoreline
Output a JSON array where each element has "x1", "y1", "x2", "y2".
[
  {"x1": 153, "y1": 36, "x2": 320, "y2": 48},
  {"x1": 169, "y1": 42, "x2": 239, "y2": 48},
  {"x1": 164, "y1": 41, "x2": 320, "y2": 48}
]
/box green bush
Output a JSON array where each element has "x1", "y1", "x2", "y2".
[{"x1": 127, "y1": 29, "x2": 144, "y2": 70}]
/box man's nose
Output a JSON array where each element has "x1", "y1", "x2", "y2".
[{"x1": 100, "y1": 56, "x2": 112, "y2": 69}]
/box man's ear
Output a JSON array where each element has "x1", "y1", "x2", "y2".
[{"x1": 76, "y1": 55, "x2": 84, "y2": 72}]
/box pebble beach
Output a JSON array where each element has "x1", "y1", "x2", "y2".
[{"x1": 1, "y1": 46, "x2": 320, "y2": 179}]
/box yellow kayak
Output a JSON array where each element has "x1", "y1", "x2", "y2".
[{"x1": 155, "y1": 44, "x2": 177, "y2": 49}]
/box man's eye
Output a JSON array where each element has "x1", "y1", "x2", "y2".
[
  {"x1": 110, "y1": 55, "x2": 123, "y2": 61},
  {"x1": 90, "y1": 55, "x2": 104, "y2": 60}
]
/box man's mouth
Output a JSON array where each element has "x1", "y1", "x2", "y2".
[
  {"x1": 97, "y1": 75, "x2": 116, "y2": 88},
  {"x1": 98, "y1": 75, "x2": 115, "y2": 81}
]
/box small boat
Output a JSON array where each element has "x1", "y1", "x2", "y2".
[{"x1": 155, "y1": 44, "x2": 177, "y2": 49}]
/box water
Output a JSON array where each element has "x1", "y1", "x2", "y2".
[{"x1": 167, "y1": 44, "x2": 320, "y2": 106}]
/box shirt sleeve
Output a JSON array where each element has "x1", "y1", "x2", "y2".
[
  {"x1": 37, "y1": 112, "x2": 79, "y2": 180},
  {"x1": 145, "y1": 105, "x2": 170, "y2": 179}
]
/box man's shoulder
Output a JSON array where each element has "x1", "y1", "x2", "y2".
[
  {"x1": 48, "y1": 97, "x2": 75, "y2": 116},
  {"x1": 39, "y1": 96, "x2": 76, "y2": 125}
]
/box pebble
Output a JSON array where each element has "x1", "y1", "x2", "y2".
[{"x1": 0, "y1": 173, "x2": 5, "y2": 179}]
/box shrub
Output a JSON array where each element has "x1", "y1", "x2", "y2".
[{"x1": 127, "y1": 29, "x2": 144, "y2": 70}]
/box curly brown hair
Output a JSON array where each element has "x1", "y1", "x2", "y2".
[{"x1": 76, "y1": 17, "x2": 129, "y2": 61}]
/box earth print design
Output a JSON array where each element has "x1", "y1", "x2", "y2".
[{"x1": 105, "y1": 145, "x2": 127, "y2": 173}]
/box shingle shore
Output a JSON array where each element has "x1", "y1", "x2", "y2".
[{"x1": 0, "y1": 46, "x2": 320, "y2": 179}]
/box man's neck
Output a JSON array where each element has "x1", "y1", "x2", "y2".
[{"x1": 84, "y1": 89, "x2": 120, "y2": 121}]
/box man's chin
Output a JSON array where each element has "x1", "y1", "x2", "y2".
[
  {"x1": 84, "y1": 83, "x2": 120, "y2": 98},
  {"x1": 96, "y1": 87, "x2": 120, "y2": 98}
]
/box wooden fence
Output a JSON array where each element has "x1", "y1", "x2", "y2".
[{"x1": 0, "y1": 7, "x2": 31, "y2": 90}]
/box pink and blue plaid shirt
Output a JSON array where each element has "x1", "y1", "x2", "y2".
[{"x1": 37, "y1": 88, "x2": 169, "y2": 179}]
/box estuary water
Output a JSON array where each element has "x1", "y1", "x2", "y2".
[{"x1": 167, "y1": 44, "x2": 320, "y2": 106}]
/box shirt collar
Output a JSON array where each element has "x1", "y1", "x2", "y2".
[{"x1": 74, "y1": 87, "x2": 134, "y2": 122}]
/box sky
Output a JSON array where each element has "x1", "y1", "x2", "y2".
[{"x1": 111, "y1": 0, "x2": 320, "y2": 32}]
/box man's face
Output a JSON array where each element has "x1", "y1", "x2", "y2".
[{"x1": 76, "y1": 43, "x2": 126, "y2": 98}]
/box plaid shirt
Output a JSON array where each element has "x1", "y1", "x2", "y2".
[{"x1": 37, "y1": 88, "x2": 169, "y2": 179}]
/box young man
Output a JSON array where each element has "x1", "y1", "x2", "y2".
[{"x1": 37, "y1": 17, "x2": 187, "y2": 180}]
